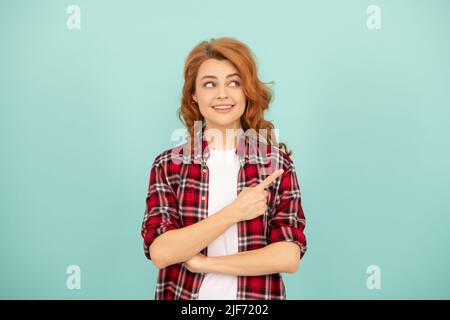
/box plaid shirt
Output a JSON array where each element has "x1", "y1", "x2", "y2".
[{"x1": 141, "y1": 128, "x2": 307, "y2": 300}]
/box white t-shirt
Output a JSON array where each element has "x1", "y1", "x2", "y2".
[{"x1": 197, "y1": 147, "x2": 240, "y2": 300}]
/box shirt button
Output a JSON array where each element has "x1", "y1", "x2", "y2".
[{"x1": 201, "y1": 196, "x2": 206, "y2": 201}]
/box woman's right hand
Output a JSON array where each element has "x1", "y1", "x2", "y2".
[{"x1": 227, "y1": 169, "x2": 284, "y2": 223}]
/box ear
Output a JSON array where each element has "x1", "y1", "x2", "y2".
[{"x1": 192, "y1": 94, "x2": 197, "y2": 103}]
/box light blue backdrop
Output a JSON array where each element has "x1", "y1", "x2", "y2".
[{"x1": 1, "y1": 0, "x2": 449, "y2": 299}]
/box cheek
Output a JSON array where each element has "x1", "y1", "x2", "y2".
[
  {"x1": 234, "y1": 90, "x2": 246, "y2": 104},
  {"x1": 201, "y1": 98, "x2": 217, "y2": 111},
  {"x1": 234, "y1": 104, "x2": 246, "y2": 117},
  {"x1": 234, "y1": 93, "x2": 246, "y2": 110},
  {"x1": 198, "y1": 104, "x2": 211, "y2": 118},
  {"x1": 196, "y1": 91, "x2": 213, "y2": 110}
]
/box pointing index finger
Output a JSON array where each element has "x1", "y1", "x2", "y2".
[{"x1": 257, "y1": 169, "x2": 284, "y2": 190}]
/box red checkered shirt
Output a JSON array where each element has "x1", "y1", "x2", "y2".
[{"x1": 141, "y1": 129, "x2": 307, "y2": 300}]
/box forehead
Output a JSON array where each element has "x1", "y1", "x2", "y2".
[{"x1": 197, "y1": 58, "x2": 239, "y2": 79}]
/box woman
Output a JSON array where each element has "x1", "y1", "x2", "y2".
[{"x1": 141, "y1": 37, "x2": 307, "y2": 300}]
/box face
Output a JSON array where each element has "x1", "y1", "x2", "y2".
[{"x1": 192, "y1": 58, "x2": 246, "y2": 132}]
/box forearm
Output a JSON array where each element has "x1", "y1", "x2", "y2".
[
  {"x1": 150, "y1": 205, "x2": 237, "y2": 269},
  {"x1": 202, "y1": 241, "x2": 300, "y2": 276}
]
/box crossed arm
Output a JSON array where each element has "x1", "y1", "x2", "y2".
[
  {"x1": 144, "y1": 162, "x2": 306, "y2": 276},
  {"x1": 147, "y1": 203, "x2": 303, "y2": 275},
  {"x1": 184, "y1": 241, "x2": 301, "y2": 276}
]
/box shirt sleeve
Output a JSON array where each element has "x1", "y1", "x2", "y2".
[
  {"x1": 268, "y1": 162, "x2": 307, "y2": 260},
  {"x1": 141, "y1": 161, "x2": 181, "y2": 260}
]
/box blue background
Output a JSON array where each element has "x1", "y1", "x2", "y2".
[{"x1": 1, "y1": 0, "x2": 449, "y2": 299}]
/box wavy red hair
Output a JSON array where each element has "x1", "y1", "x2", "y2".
[{"x1": 177, "y1": 37, "x2": 292, "y2": 156}]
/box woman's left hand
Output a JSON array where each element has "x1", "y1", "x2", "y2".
[{"x1": 184, "y1": 253, "x2": 208, "y2": 273}]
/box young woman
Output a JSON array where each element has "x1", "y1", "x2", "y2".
[{"x1": 141, "y1": 37, "x2": 307, "y2": 300}]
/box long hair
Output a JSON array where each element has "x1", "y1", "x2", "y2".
[{"x1": 177, "y1": 37, "x2": 292, "y2": 156}]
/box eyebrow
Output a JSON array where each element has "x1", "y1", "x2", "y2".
[{"x1": 199, "y1": 73, "x2": 241, "y2": 81}]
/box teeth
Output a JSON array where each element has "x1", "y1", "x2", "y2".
[{"x1": 213, "y1": 104, "x2": 233, "y2": 109}]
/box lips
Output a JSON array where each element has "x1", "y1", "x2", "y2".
[{"x1": 211, "y1": 104, "x2": 235, "y2": 110}]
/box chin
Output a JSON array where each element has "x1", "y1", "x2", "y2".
[
  {"x1": 208, "y1": 117, "x2": 242, "y2": 127},
  {"x1": 212, "y1": 120, "x2": 240, "y2": 127}
]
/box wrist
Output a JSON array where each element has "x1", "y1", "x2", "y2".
[
  {"x1": 222, "y1": 203, "x2": 239, "y2": 224},
  {"x1": 202, "y1": 255, "x2": 215, "y2": 273}
]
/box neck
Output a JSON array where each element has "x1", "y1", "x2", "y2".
[{"x1": 204, "y1": 124, "x2": 242, "y2": 150}]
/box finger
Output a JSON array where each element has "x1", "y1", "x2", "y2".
[{"x1": 256, "y1": 169, "x2": 284, "y2": 190}]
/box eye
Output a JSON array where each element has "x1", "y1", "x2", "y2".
[{"x1": 203, "y1": 80, "x2": 240, "y2": 88}]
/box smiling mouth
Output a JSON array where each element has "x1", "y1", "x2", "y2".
[{"x1": 211, "y1": 104, "x2": 235, "y2": 110}]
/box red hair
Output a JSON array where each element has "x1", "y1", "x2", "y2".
[{"x1": 177, "y1": 37, "x2": 292, "y2": 156}]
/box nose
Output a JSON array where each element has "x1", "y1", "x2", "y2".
[{"x1": 217, "y1": 83, "x2": 228, "y2": 99}]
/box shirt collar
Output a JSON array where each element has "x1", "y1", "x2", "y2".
[
  {"x1": 200, "y1": 132, "x2": 248, "y2": 168},
  {"x1": 181, "y1": 122, "x2": 270, "y2": 168}
]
